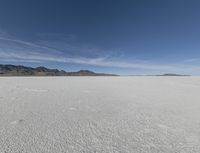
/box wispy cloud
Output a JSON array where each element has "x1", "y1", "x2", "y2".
[
  {"x1": 36, "y1": 33, "x2": 77, "y2": 41},
  {"x1": 0, "y1": 28, "x2": 9, "y2": 37},
  {"x1": 184, "y1": 58, "x2": 200, "y2": 62},
  {"x1": 0, "y1": 35, "x2": 200, "y2": 74},
  {"x1": 0, "y1": 49, "x2": 191, "y2": 72},
  {"x1": 0, "y1": 37, "x2": 62, "y2": 55},
  {"x1": 0, "y1": 58, "x2": 44, "y2": 63}
]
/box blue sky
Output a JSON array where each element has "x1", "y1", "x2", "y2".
[{"x1": 0, "y1": 0, "x2": 200, "y2": 75}]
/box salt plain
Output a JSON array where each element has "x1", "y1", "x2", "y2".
[{"x1": 0, "y1": 77, "x2": 200, "y2": 153}]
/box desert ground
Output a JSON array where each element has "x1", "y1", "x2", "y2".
[{"x1": 0, "y1": 77, "x2": 200, "y2": 153}]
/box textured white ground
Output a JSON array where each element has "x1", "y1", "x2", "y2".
[{"x1": 0, "y1": 77, "x2": 200, "y2": 153}]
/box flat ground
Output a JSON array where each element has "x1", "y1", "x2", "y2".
[{"x1": 0, "y1": 77, "x2": 200, "y2": 153}]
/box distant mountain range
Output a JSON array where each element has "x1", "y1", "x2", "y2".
[
  {"x1": 155, "y1": 73, "x2": 190, "y2": 76},
  {"x1": 0, "y1": 64, "x2": 117, "y2": 76},
  {"x1": 128, "y1": 73, "x2": 190, "y2": 76}
]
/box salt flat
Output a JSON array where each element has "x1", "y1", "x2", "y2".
[{"x1": 0, "y1": 77, "x2": 200, "y2": 153}]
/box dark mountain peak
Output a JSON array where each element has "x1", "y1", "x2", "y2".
[
  {"x1": 77, "y1": 70, "x2": 95, "y2": 74},
  {"x1": 78, "y1": 70, "x2": 94, "y2": 73},
  {"x1": 35, "y1": 66, "x2": 48, "y2": 71}
]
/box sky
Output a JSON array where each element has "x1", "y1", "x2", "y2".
[{"x1": 0, "y1": 0, "x2": 200, "y2": 75}]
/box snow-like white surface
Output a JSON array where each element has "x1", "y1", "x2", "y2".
[{"x1": 0, "y1": 77, "x2": 200, "y2": 152}]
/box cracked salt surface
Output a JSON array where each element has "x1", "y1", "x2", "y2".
[{"x1": 0, "y1": 77, "x2": 200, "y2": 153}]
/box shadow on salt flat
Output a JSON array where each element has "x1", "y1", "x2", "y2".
[{"x1": 10, "y1": 119, "x2": 24, "y2": 125}]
